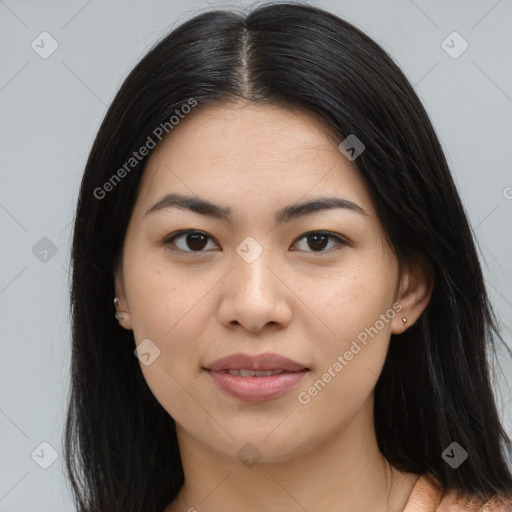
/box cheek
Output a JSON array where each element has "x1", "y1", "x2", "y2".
[
  {"x1": 124, "y1": 244, "x2": 206, "y2": 336},
  {"x1": 128, "y1": 264, "x2": 213, "y2": 421},
  {"x1": 303, "y1": 260, "x2": 397, "y2": 388},
  {"x1": 297, "y1": 275, "x2": 394, "y2": 423}
]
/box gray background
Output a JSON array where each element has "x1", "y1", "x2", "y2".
[{"x1": 1, "y1": 0, "x2": 511, "y2": 510}]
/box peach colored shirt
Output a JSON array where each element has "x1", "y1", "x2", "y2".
[{"x1": 403, "y1": 473, "x2": 512, "y2": 511}]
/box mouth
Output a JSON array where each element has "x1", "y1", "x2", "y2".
[
  {"x1": 204, "y1": 352, "x2": 309, "y2": 373},
  {"x1": 204, "y1": 367, "x2": 309, "y2": 402},
  {"x1": 203, "y1": 352, "x2": 310, "y2": 402}
]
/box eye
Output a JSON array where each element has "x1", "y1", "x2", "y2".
[
  {"x1": 163, "y1": 229, "x2": 347, "y2": 254},
  {"x1": 163, "y1": 230, "x2": 219, "y2": 253},
  {"x1": 291, "y1": 231, "x2": 347, "y2": 253}
]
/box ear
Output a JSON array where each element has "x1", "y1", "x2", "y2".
[
  {"x1": 391, "y1": 256, "x2": 434, "y2": 335},
  {"x1": 114, "y1": 262, "x2": 133, "y2": 330}
]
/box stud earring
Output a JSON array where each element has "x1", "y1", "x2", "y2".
[
  {"x1": 114, "y1": 297, "x2": 130, "y2": 323},
  {"x1": 402, "y1": 317, "x2": 407, "y2": 324},
  {"x1": 115, "y1": 311, "x2": 127, "y2": 322}
]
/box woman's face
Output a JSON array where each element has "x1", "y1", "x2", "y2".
[{"x1": 115, "y1": 101, "x2": 431, "y2": 463}]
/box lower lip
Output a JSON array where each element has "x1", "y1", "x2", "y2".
[{"x1": 206, "y1": 370, "x2": 308, "y2": 402}]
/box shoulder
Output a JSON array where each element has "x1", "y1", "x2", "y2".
[{"x1": 403, "y1": 473, "x2": 512, "y2": 511}]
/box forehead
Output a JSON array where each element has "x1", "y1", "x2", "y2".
[
  {"x1": 134, "y1": 101, "x2": 374, "y2": 218},
  {"x1": 148, "y1": 101, "x2": 341, "y2": 166}
]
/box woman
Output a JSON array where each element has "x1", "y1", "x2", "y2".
[{"x1": 64, "y1": 3, "x2": 512, "y2": 511}]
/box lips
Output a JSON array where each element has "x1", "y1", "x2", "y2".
[
  {"x1": 204, "y1": 352, "x2": 308, "y2": 373},
  {"x1": 204, "y1": 352, "x2": 309, "y2": 402}
]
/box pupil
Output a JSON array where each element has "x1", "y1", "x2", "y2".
[
  {"x1": 308, "y1": 234, "x2": 328, "y2": 251},
  {"x1": 187, "y1": 233, "x2": 208, "y2": 251}
]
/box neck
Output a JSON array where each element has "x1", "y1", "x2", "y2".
[{"x1": 166, "y1": 398, "x2": 419, "y2": 512}]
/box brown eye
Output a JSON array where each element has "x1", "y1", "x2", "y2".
[
  {"x1": 292, "y1": 231, "x2": 347, "y2": 253},
  {"x1": 164, "y1": 230, "x2": 218, "y2": 252},
  {"x1": 184, "y1": 233, "x2": 209, "y2": 251},
  {"x1": 307, "y1": 233, "x2": 329, "y2": 251}
]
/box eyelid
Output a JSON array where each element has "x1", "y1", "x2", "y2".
[
  {"x1": 162, "y1": 229, "x2": 350, "y2": 254},
  {"x1": 291, "y1": 230, "x2": 350, "y2": 252},
  {"x1": 163, "y1": 229, "x2": 220, "y2": 253}
]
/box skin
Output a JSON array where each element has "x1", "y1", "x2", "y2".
[{"x1": 114, "y1": 100, "x2": 434, "y2": 512}]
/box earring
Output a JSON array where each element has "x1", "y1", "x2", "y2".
[
  {"x1": 114, "y1": 297, "x2": 130, "y2": 323},
  {"x1": 115, "y1": 311, "x2": 127, "y2": 322},
  {"x1": 402, "y1": 317, "x2": 407, "y2": 324}
]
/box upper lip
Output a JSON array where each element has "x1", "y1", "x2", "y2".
[{"x1": 204, "y1": 352, "x2": 308, "y2": 372}]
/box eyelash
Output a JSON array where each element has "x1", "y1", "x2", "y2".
[{"x1": 162, "y1": 230, "x2": 349, "y2": 255}]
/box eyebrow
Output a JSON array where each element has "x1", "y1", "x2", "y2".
[{"x1": 144, "y1": 192, "x2": 369, "y2": 223}]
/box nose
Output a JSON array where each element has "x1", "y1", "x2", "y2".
[{"x1": 217, "y1": 248, "x2": 293, "y2": 334}]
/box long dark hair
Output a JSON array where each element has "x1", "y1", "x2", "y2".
[{"x1": 64, "y1": 2, "x2": 512, "y2": 510}]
